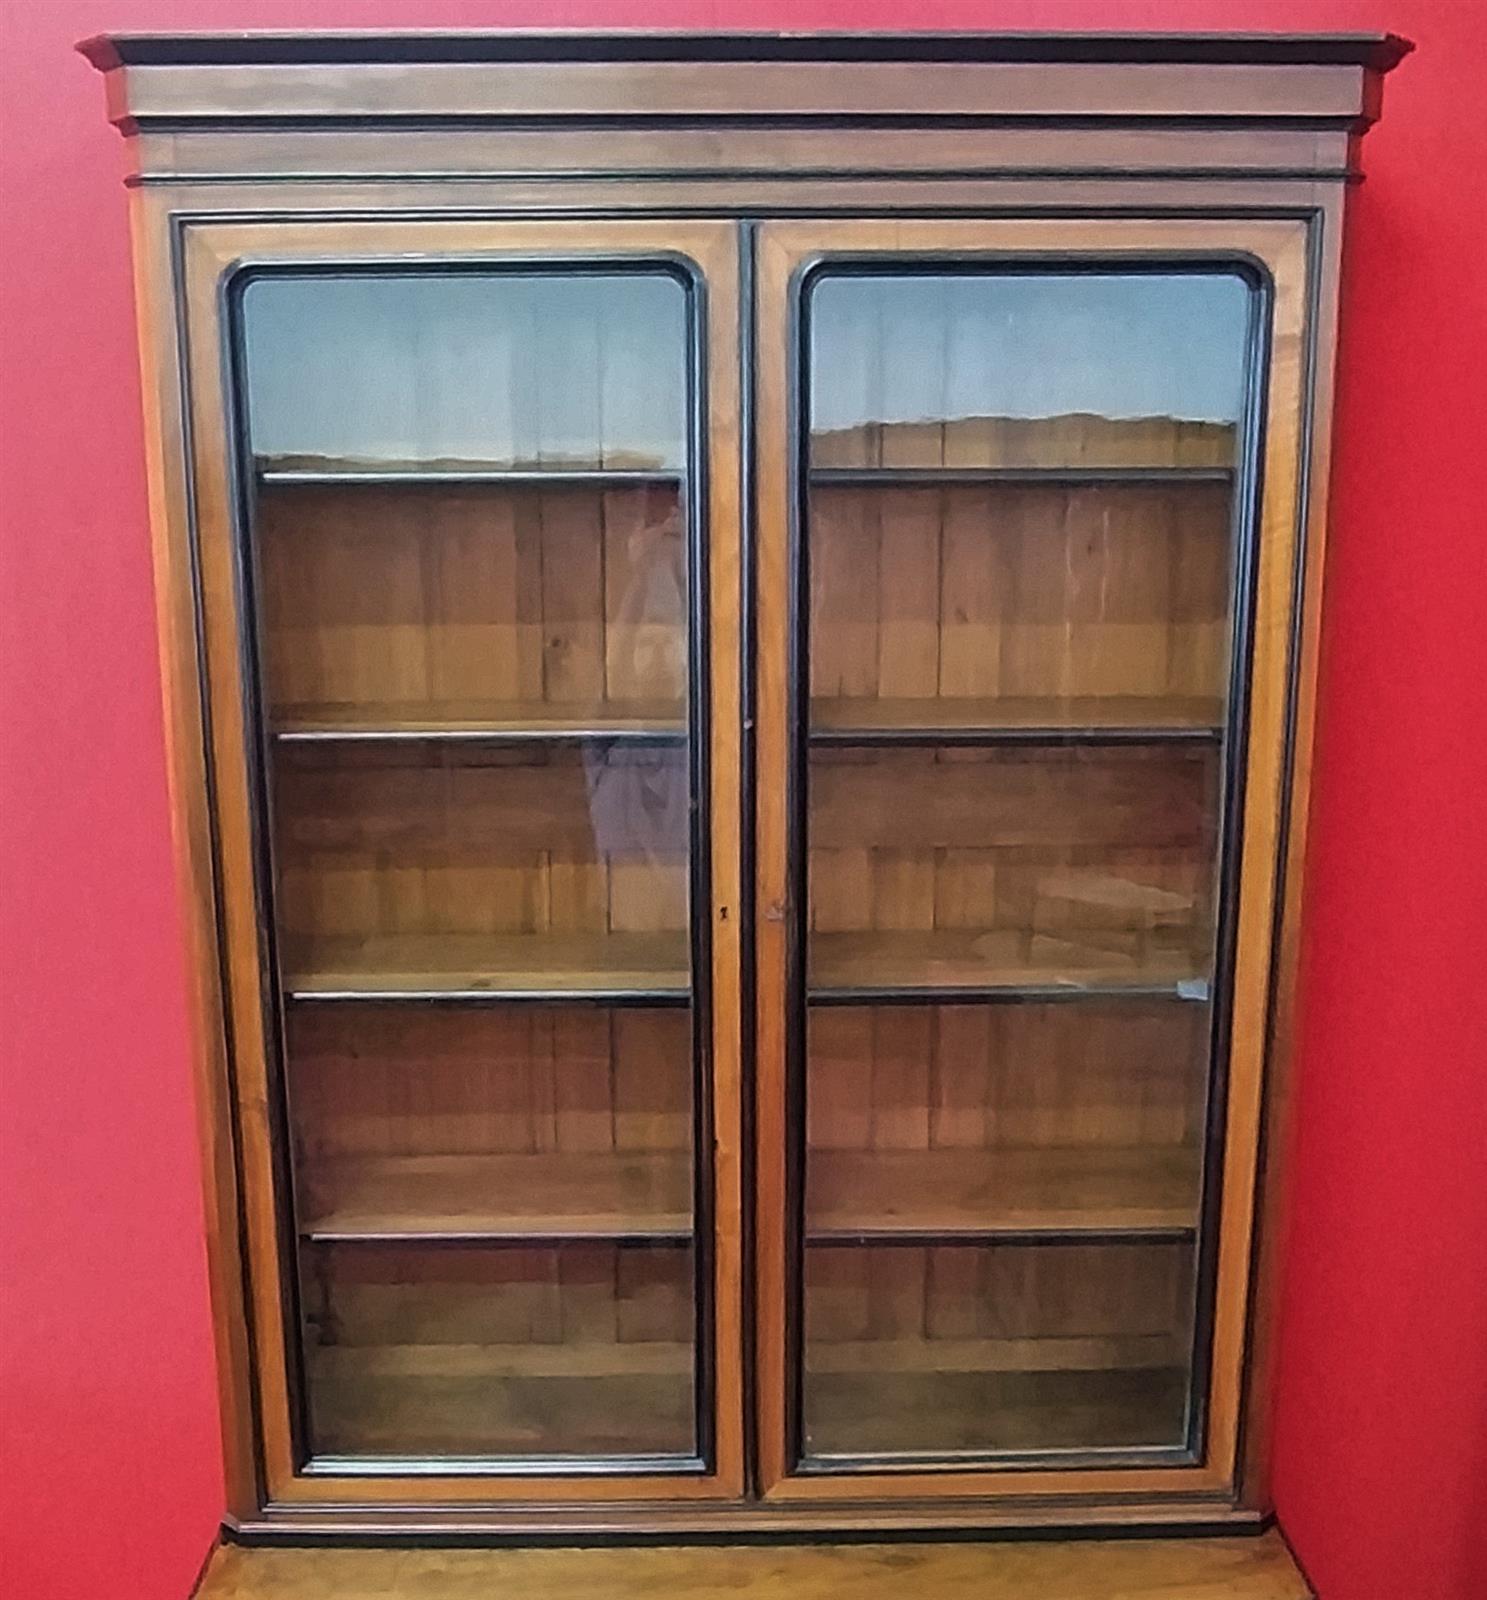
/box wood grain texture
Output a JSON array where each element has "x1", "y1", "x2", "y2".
[
  {"x1": 118, "y1": 120, "x2": 1362, "y2": 187},
  {"x1": 299, "y1": 1151, "x2": 693, "y2": 1241},
  {"x1": 192, "y1": 1532, "x2": 1312, "y2": 1599},
  {"x1": 123, "y1": 184, "x2": 263, "y2": 1519},
  {"x1": 275, "y1": 699, "x2": 685, "y2": 739},
  {"x1": 809, "y1": 929, "x2": 1206, "y2": 994},
  {"x1": 808, "y1": 1146, "x2": 1200, "y2": 1238},
  {"x1": 806, "y1": 1367, "x2": 1190, "y2": 1456},
  {"x1": 282, "y1": 930, "x2": 689, "y2": 997},
  {"x1": 288, "y1": 1005, "x2": 689, "y2": 1165},
  {"x1": 1237, "y1": 191, "x2": 1346, "y2": 1515},
  {"x1": 812, "y1": 695, "x2": 1223, "y2": 735},
  {"x1": 292, "y1": 1143, "x2": 1202, "y2": 1246},
  {"x1": 809, "y1": 475, "x2": 1231, "y2": 707}
]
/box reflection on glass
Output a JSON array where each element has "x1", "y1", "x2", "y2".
[
  {"x1": 238, "y1": 269, "x2": 700, "y2": 1464},
  {"x1": 798, "y1": 269, "x2": 1254, "y2": 1464},
  {"x1": 245, "y1": 273, "x2": 685, "y2": 472},
  {"x1": 811, "y1": 273, "x2": 1248, "y2": 466}
]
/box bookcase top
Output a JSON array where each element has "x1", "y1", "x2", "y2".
[{"x1": 79, "y1": 31, "x2": 1411, "y2": 72}]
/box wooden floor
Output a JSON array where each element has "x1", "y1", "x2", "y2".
[{"x1": 195, "y1": 1532, "x2": 1312, "y2": 1599}]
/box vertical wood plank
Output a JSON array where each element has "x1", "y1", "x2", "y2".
[
  {"x1": 806, "y1": 1009, "x2": 873, "y2": 1152},
  {"x1": 538, "y1": 490, "x2": 606, "y2": 704},
  {"x1": 938, "y1": 487, "x2": 1003, "y2": 700},
  {"x1": 877, "y1": 489, "x2": 942, "y2": 700},
  {"x1": 808, "y1": 489, "x2": 880, "y2": 701},
  {"x1": 870, "y1": 1010, "x2": 932, "y2": 1152},
  {"x1": 560, "y1": 1247, "x2": 619, "y2": 1346},
  {"x1": 867, "y1": 1246, "x2": 928, "y2": 1340},
  {"x1": 930, "y1": 1007, "x2": 992, "y2": 1148},
  {"x1": 999, "y1": 487, "x2": 1074, "y2": 700},
  {"x1": 424, "y1": 490, "x2": 520, "y2": 704},
  {"x1": 603, "y1": 488, "x2": 687, "y2": 706},
  {"x1": 612, "y1": 1010, "x2": 690, "y2": 1152},
  {"x1": 926, "y1": 1246, "x2": 986, "y2": 1339},
  {"x1": 552, "y1": 1010, "x2": 614, "y2": 1154}
]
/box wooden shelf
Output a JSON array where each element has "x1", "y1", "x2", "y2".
[
  {"x1": 297, "y1": 1143, "x2": 1194, "y2": 1246},
  {"x1": 811, "y1": 695, "x2": 1224, "y2": 746},
  {"x1": 307, "y1": 1341, "x2": 695, "y2": 1460},
  {"x1": 809, "y1": 929, "x2": 1209, "y2": 1003},
  {"x1": 806, "y1": 1145, "x2": 1201, "y2": 1240},
  {"x1": 810, "y1": 464, "x2": 1233, "y2": 487},
  {"x1": 258, "y1": 457, "x2": 681, "y2": 488},
  {"x1": 274, "y1": 698, "x2": 687, "y2": 744},
  {"x1": 283, "y1": 931, "x2": 691, "y2": 1003},
  {"x1": 299, "y1": 1150, "x2": 693, "y2": 1243},
  {"x1": 313, "y1": 1340, "x2": 694, "y2": 1380},
  {"x1": 803, "y1": 1363, "x2": 1190, "y2": 1458},
  {"x1": 805, "y1": 1331, "x2": 1183, "y2": 1377},
  {"x1": 307, "y1": 1335, "x2": 1184, "y2": 1464}
]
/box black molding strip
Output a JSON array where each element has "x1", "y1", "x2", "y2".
[
  {"x1": 301, "y1": 1229, "x2": 695, "y2": 1248},
  {"x1": 79, "y1": 30, "x2": 1413, "y2": 72},
  {"x1": 119, "y1": 113, "x2": 1376, "y2": 139},
  {"x1": 259, "y1": 466, "x2": 681, "y2": 487},
  {"x1": 806, "y1": 981, "x2": 1210, "y2": 1007},
  {"x1": 797, "y1": 1442, "x2": 1199, "y2": 1478},
  {"x1": 262, "y1": 464, "x2": 1229, "y2": 489},
  {"x1": 811, "y1": 464, "x2": 1233, "y2": 487},
  {"x1": 276, "y1": 721, "x2": 1217, "y2": 749},
  {"x1": 737, "y1": 218, "x2": 762, "y2": 1499},
  {"x1": 131, "y1": 162, "x2": 1364, "y2": 190},
  {"x1": 805, "y1": 1225, "x2": 1196, "y2": 1247},
  {"x1": 303, "y1": 1450, "x2": 707, "y2": 1480},
  {"x1": 810, "y1": 724, "x2": 1221, "y2": 749},
  {"x1": 284, "y1": 974, "x2": 1210, "y2": 1007},
  {"x1": 274, "y1": 725, "x2": 688, "y2": 746},
  {"x1": 285, "y1": 986, "x2": 691, "y2": 1007},
  {"x1": 221, "y1": 1507, "x2": 1271, "y2": 1545}
]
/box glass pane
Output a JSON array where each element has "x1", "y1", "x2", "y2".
[
  {"x1": 237, "y1": 269, "x2": 701, "y2": 1467},
  {"x1": 798, "y1": 268, "x2": 1253, "y2": 1465},
  {"x1": 304, "y1": 1242, "x2": 695, "y2": 1458},
  {"x1": 805, "y1": 1240, "x2": 1194, "y2": 1455}
]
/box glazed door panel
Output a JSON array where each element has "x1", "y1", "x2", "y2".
[
  {"x1": 179, "y1": 220, "x2": 744, "y2": 1503},
  {"x1": 753, "y1": 219, "x2": 1311, "y2": 1499}
]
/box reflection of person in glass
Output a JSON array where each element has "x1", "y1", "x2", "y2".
[{"x1": 584, "y1": 486, "x2": 689, "y2": 895}]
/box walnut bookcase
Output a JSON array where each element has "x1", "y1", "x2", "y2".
[{"x1": 82, "y1": 29, "x2": 1406, "y2": 1548}]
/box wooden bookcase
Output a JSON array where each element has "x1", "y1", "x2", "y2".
[{"x1": 82, "y1": 30, "x2": 1406, "y2": 1548}]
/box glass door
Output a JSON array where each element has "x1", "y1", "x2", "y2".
[
  {"x1": 196, "y1": 221, "x2": 743, "y2": 1498},
  {"x1": 754, "y1": 221, "x2": 1291, "y2": 1497}
]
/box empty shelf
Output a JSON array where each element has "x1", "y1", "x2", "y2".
[
  {"x1": 806, "y1": 1144, "x2": 1202, "y2": 1240},
  {"x1": 275, "y1": 699, "x2": 687, "y2": 743},
  {"x1": 809, "y1": 929, "x2": 1209, "y2": 1002},
  {"x1": 299, "y1": 1150, "x2": 694, "y2": 1243},
  {"x1": 284, "y1": 931, "x2": 691, "y2": 1003},
  {"x1": 811, "y1": 695, "x2": 1224, "y2": 745}
]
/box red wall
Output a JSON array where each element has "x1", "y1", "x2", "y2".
[{"x1": 2, "y1": 4, "x2": 1483, "y2": 1598}]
